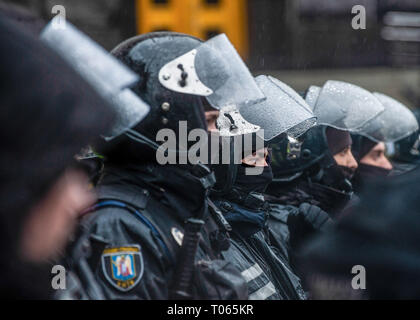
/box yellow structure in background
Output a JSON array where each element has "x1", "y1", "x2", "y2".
[{"x1": 136, "y1": 0, "x2": 248, "y2": 59}]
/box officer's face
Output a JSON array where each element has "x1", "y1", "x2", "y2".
[
  {"x1": 205, "y1": 110, "x2": 219, "y2": 132},
  {"x1": 242, "y1": 148, "x2": 269, "y2": 167},
  {"x1": 333, "y1": 146, "x2": 358, "y2": 171},
  {"x1": 360, "y1": 142, "x2": 393, "y2": 170},
  {"x1": 20, "y1": 169, "x2": 95, "y2": 262}
]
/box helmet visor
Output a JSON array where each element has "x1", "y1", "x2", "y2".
[
  {"x1": 104, "y1": 89, "x2": 150, "y2": 140},
  {"x1": 357, "y1": 93, "x2": 419, "y2": 143},
  {"x1": 313, "y1": 81, "x2": 384, "y2": 132},
  {"x1": 239, "y1": 75, "x2": 317, "y2": 142},
  {"x1": 41, "y1": 19, "x2": 150, "y2": 140},
  {"x1": 159, "y1": 34, "x2": 265, "y2": 110},
  {"x1": 305, "y1": 85, "x2": 322, "y2": 110},
  {"x1": 41, "y1": 18, "x2": 138, "y2": 96}
]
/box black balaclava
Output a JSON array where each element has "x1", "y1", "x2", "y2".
[
  {"x1": 356, "y1": 163, "x2": 391, "y2": 179},
  {"x1": 297, "y1": 127, "x2": 354, "y2": 215},
  {"x1": 352, "y1": 136, "x2": 391, "y2": 192},
  {"x1": 352, "y1": 136, "x2": 377, "y2": 162},
  {"x1": 326, "y1": 127, "x2": 352, "y2": 156},
  {"x1": 234, "y1": 163, "x2": 274, "y2": 195},
  {"x1": 353, "y1": 163, "x2": 391, "y2": 193},
  {"x1": 323, "y1": 127, "x2": 355, "y2": 189}
]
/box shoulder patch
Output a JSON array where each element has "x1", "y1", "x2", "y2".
[{"x1": 101, "y1": 245, "x2": 144, "y2": 292}]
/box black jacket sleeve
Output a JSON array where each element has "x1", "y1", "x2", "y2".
[{"x1": 287, "y1": 202, "x2": 333, "y2": 253}]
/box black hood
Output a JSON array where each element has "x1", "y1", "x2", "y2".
[
  {"x1": 351, "y1": 134, "x2": 377, "y2": 162},
  {"x1": 352, "y1": 163, "x2": 391, "y2": 193}
]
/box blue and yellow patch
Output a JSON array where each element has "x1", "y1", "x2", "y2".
[{"x1": 101, "y1": 245, "x2": 143, "y2": 292}]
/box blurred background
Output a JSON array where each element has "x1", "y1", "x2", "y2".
[{"x1": 3, "y1": 0, "x2": 420, "y2": 109}]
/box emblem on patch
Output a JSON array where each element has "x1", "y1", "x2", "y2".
[
  {"x1": 171, "y1": 227, "x2": 184, "y2": 246},
  {"x1": 101, "y1": 245, "x2": 143, "y2": 292}
]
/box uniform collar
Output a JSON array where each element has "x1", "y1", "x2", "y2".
[{"x1": 100, "y1": 163, "x2": 209, "y2": 223}]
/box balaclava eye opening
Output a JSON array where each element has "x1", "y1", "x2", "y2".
[{"x1": 234, "y1": 150, "x2": 274, "y2": 195}]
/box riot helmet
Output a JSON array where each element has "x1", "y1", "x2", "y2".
[
  {"x1": 270, "y1": 81, "x2": 384, "y2": 204},
  {"x1": 356, "y1": 93, "x2": 418, "y2": 143},
  {"x1": 40, "y1": 19, "x2": 150, "y2": 141},
  {"x1": 306, "y1": 80, "x2": 384, "y2": 131},
  {"x1": 387, "y1": 106, "x2": 420, "y2": 164},
  {"x1": 351, "y1": 93, "x2": 418, "y2": 180},
  {"x1": 108, "y1": 32, "x2": 265, "y2": 165},
  {"x1": 211, "y1": 76, "x2": 317, "y2": 195},
  {"x1": 270, "y1": 81, "x2": 383, "y2": 194},
  {"x1": 271, "y1": 126, "x2": 328, "y2": 180},
  {"x1": 240, "y1": 75, "x2": 317, "y2": 143},
  {"x1": 392, "y1": 129, "x2": 420, "y2": 164}
]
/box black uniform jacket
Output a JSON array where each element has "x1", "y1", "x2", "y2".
[
  {"x1": 79, "y1": 164, "x2": 247, "y2": 299},
  {"x1": 212, "y1": 193, "x2": 306, "y2": 300}
]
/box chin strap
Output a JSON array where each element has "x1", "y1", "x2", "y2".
[
  {"x1": 210, "y1": 138, "x2": 238, "y2": 197},
  {"x1": 125, "y1": 128, "x2": 161, "y2": 151},
  {"x1": 272, "y1": 171, "x2": 304, "y2": 183},
  {"x1": 125, "y1": 128, "x2": 190, "y2": 159},
  {"x1": 188, "y1": 161, "x2": 216, "y2": 190},
  {"x1": 309, "y1": 166, "x2": 353, "y2": 196}
]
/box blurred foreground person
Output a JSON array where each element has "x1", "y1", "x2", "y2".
[
  {"x1": 39, "y1": 19, "x2": 151, "y2": 300},
  {"x1": 300, "y1": 167, "x2": 420, "y2": 299},
  {"x1": 0, "y1": 2, "x2": 45, "y2": 35},
  {"x1": 73, "y1": 32, "x2": 270, "y2": 299},
  {"x1": 210, "y1": 75, "x2": 317, "y2": 299},
  {"x1": 351, "y1": 93, "x2": 418, "y2": 192},
  {"x1": 75, "y1": 148, "x2": 105, "y2": 187},
  {"x1": 0, "y1": 15, "x2": 115, "y2": 299}
]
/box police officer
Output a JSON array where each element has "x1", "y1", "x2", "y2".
[
  {"x1": 265, "y1": 81, "x2": 386, "y2": 285},
  {"x1": 71, "y1": 32, "x2": 269, "y2": 299},
  {"x1": 351, "y1": 92, "x2": 418, "y2": 191},
  {"x1": 37, "y1": 19, "x2": 155, "y2": 299},
  {"x1": 268, "y1": 81, "x2": 385, "y2": 218},
  {"x1": 209, "y1": 75, "x2": 317, "y2": 300}
]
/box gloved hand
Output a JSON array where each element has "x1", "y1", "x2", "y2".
[
  {"x1": 298, "y1": 203, "x2": 333, "y2": 231},
  {"x1": 287, "y1": 203, "x2": 333, "y2": 252}
]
